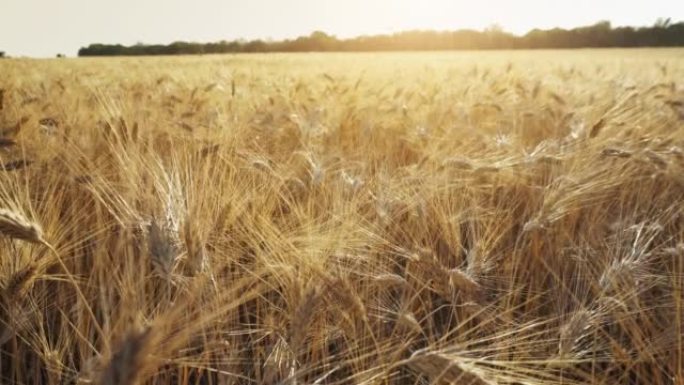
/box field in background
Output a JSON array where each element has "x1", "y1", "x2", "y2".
[{"x1": 0, "y1": 49, "x2": 684, "y2": 384}]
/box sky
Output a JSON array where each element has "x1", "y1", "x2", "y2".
[{"x1": 2, "y1": 0, "x2": 684, "y2": 57}]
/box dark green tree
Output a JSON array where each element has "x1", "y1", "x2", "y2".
[{"x1": 77, "y1": 19, "x2": 684, "y2": 56}]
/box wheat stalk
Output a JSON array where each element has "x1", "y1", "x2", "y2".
[
  {"x1": 397, "y1": 311, "x2": 422, "y2": 334},
  {"x1": 406, "y1": 351, "x2": 487, "y2": 385},
  {"x1": 558, "y1": 309, "x2": 592, "y2": 357},
  {"x1": 148, "y1": 218, "x2": 179, "y2": 281},
  {"x1": 0, "y1": 208, "x2": 46, "y2": 244},
  {"x1": 0, "y1": 207, "x2": 107, "y2": 345},
  {"x1": 448, "y1": 267, "x2": 483, "y2": 301},
  {"x1": 3, "y1": 263, "x2": 38, "y2": 300},
  {"x1": 289, "y1": 281, "x2": 321, "y2": 354},
  {"x1": 99, "y1": 327, "x2": 153, "y2": 385}
]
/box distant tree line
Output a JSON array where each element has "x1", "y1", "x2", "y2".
[{"x1": 78, "y1": 19, "x2": 684, "y2": 56}]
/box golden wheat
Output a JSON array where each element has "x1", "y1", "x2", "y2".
[{"x1": 0, "y1": 49, "x2": 681, "y2": 385}]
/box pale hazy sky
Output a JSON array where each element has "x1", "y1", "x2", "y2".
[{"x1": 2, "y1": 0, "x2": 683, "y2": 57}]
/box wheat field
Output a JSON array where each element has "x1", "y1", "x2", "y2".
[{"x1": 0, "y1": 49, "x2": 683, "y2": 384}]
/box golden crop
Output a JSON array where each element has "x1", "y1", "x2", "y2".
[{"x1": 0, "y1": 50, "x2": 683, "y2": 384}]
